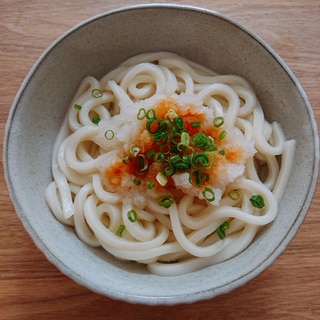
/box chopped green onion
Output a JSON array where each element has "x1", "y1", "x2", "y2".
[
  {"x1": 218, "y1": 149, "x2": 226, "y2": 156},
  {"x1": 173, "y1": 117, "x2": 184, "y2": 131},
  {"x1": 147, "y1": 118, "x2": 161, "y2": 134},
  {"x1": 160, "y1": 144, "x2": 171, "y2": 154},
  {"x1": 202, "y1": 172, "x2": 210, "y2": 183},
  {"x1": 91, "y1": 88, "x2": 103, "y2": 98},
  {"x1": 146, "y1": 149, "x2": 156, "y2": 159},
  {"x1": 202, "y1": 186, "x2": 215, "y2": 202},
  {"x1": 180, "y1": 132, "x2": 190, "y2": 145},
  {"x1": 154, "y1": 152, "x2": 165, "y2": 163},
  {"x1": 73, "y1": 103, "x2": 82, "y2": 110},
  {"x1": 189, "y1": 169, "x2": 202, "y2": 186},
  {"x1": 92, "y1": 115, "x2": 101, "y2": 124},
  {"x1": 213, "y1": 116, "x2": 224, "y2": 128},
  {"x1": 228, "y1": 190, "x2": 240, "y2": 200},
  {"x1": 192, "y1": 132, "x2": 208, "y2": 147},
  {"x1": 183, "y1": 146, "x2": 194, "y2": 156},
  {"x1": 153, "y1": 131, "x2": 168, "y2": 145},
  {"x1": 137, "y1": 108, "x2": 146, "y2": 120},
  {"x1": 204, "y1": 138, "x2": 218, "y2": 151},
  {"x1": 191, "y1": 133, "x2": 217, "y2": 151},
  {"x1": 192, "y1": 153, "x2": 209, "y2": 169},
  {"x1": 191, "y1": 121, "x2": 201, "y2": 128},
  {"x1": 175, "y1": 161, "x2": 190, "y2": 173},
  {"x1": 250, "y1": 194, "x2": 265, "y2": 208},
  {"x1": 161, "y1": 161, "x2": 176, "y2": 176},
  {"x1": 116, "y1": 224, "x2": 125, "y2": 236},
  {"x1": 166, "y1": 109, "x2": 178, "y2": 120},
  {"x1": 146, "y1": 109, "x2": 156, "y2": 119},
  {"x1": 168, "y1": 154, "x2": 181, "y2": 165},
  {"x1": 218, "y1": 130, "x2": 227, "y2": 140},
  {"x1": 161, "y1": 119, "x2": 174, "y2": 131},
  {"x1": 133, "y1": 177, "x2": 141, "y2": 185},
  {"x1": 189, "y1": 170, "x2": 208, "y2": 186},
  {"x1": 130, "y1": 146, "x2": 140, "y2": 157},
  {"x1": 122, "y1": 155, "x2": 133, "y2": 164},
  {"x1": 177, "y1": 142, "x2": 188, "y2": 152},
  {"x1": 171, "y1": 133, "x2": 181, "y2": 145},
  {"x1": 127, "y1": 209, "x2": 138, "y2": 223},
  {"x1": 156, "y1": 171, "x2": 167, "y2": 186},
  {"x1": 147, "y1": 181, "x2": 155, "y2": 190},
  {"x1": 216, "y1": 221, "x2": 230, "y2": 240},
  {"x1": 155, "y1": 195, "x2": 175, "y2": 208},
  {"x1": 136, "y1": 154, "x2": 148, "y2": 174},
  {"x1": 104, "y1": 129, "x2": 114, "y2": 140},
  {"x1": 192, "y1": 152, "x2": 215, "y2": 170}
]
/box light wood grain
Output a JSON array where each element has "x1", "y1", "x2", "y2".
[{"x1": 1, "y1": 1, "x2": 319, "y2": 319}]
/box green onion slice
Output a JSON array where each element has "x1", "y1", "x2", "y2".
[
  {"x1": 160, "y1": 119, "x2": 174, "y2": 133},
  {"x1": 146, "y1": 109, "x2": 156, "y2": 119},
  {"x1": 104, "y1": 129, "x2": 114, "y2": 140},
  {"x1": 127, "y1": 209, "x2": 138, "y2": 223},
  {"x1": 228, "y1": 190, "x2": 240, "y2": 200},
  {"x1": 122, "y1": 155, "x2": 133, "y2": 165},
  {"x1": 153, "y1": 131, "x2": 168, "y2": 145},
  {"x1": 191, "y1": 121, "x2": 201, "y2": 128},
  {"x1": 192, "y1": 152, "x2": 215, "y2": 170},
  {"x1": 156, "y1": 171, "x2": 167, "y2": 186},
  {"x1": 192, "y1": 132, "x2": 208, "y2": 147},
  {"x1": 173, "y1": 117, "x2": 184, "y2": 131},
  {"x1": 154, "y1": 152, "x2": 165, "y2": 163},
  {"x1": 216, "y1": 221, "x2": 230, "y2": 240},
  {"x1": 171, "y1": 133, "x2": 181, "y2": 145},
  {"x1": 168, "y1": 154, "x2": 181, "y2": 165},
  {"x1": 92, "y1": 115, "x2": 101, "y2": 124},
  {"x1": 202, "y1": 172, "x2": 210, "y2": 183},
  {"x1": 180, "y1": 131, "x2": 190, "y2": 146},
  {"x1": 116, "y1": 224, "x2": 125, "y2": 236},
  {"x1": 192, "y1": 153, "x2": 209, "y2": 169},
  {"x1": 213, "y1": 116, "x2": 224, "y2": 128},
  {"x1": 249, "y1": 194, "x2": 265, "y2": 208},
  {"x1": 146, "y1": 149, "x2": 156, "y2": 159},
  {"x1": 147, "y1": 118, "x2": 161, "y2": 134},
  {"x1": 202, "y1": 187, "x2": 215, "y2": 202},
  {"x1": 133, "y1": 177, "x2": 141, "y2": 185},
  {"x1": 175, "y1": 161, "x2": 190, "y2": 173},
  {"x1": 136, "y1": 154, "x2": 148, "y2": 174},
  {"x1": 161, "y1": 161, "x2": 176, "y2": 176},
  {"x1": 155, "y1": 195, "x2": 175, "y2": 208},
  {"x1": 74, "y1": 103, "x2": 82, "y2": 110},
  {"x1": 166, "y1": 109, "x2": 178, "y2": 120},
  {"x1": 218, "y1": 130, "x2": 227, "y2": 140},
  {"x1": 137, "y1": 108, "x2": 146, "y2": 120},
  {"x1": 147, "y1": 181, "x2": 155, "y2": 190},
  {"x1": 189, "y1": 169, "x2": 202, "y2": 186},
  {"x1": 130, "y1": 146, "x2": 140, "y2": 157},
  {"x1": 91, "y1": 89, "x2": 103, "y2": 98},
  {"x1": 160, "y1": 144, "x2": 171, "y2": 154}
]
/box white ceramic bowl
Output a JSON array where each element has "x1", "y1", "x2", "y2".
[{"x1": 3, "y1": 4, "x2": 319, "y2": 305}]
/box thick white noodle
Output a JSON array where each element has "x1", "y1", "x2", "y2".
[{"x1": 45, "y1": 52, "x2": 295, "y2": 276}]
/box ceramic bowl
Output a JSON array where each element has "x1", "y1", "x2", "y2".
[{"x1": 3, "y1": 4, "x2": 319, "y2": 305}]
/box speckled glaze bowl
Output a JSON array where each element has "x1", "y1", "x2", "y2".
[{"x1": 3, "y1": 4, "x2": 319, "y2": 305}]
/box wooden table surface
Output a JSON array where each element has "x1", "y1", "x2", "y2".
[{"x1": 1, "y1": 1, "x2": 319, "y2": 319}]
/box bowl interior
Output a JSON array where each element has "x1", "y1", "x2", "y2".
[{"x1": 4, "y1": 4, "x2": 319, "y2": 305}]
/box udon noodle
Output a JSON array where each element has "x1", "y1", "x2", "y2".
[{"x1": 45, "y1": 52, "x2": 295, "y2": 276}]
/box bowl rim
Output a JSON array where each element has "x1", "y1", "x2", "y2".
[{"x1": 3, "y1": 3, "x2": 319, "y2": 305}]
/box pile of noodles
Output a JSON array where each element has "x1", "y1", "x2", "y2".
[{"x1": 45, "y1": 52, "x2": 295, "y2": 276}]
